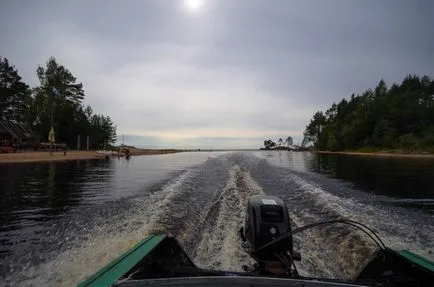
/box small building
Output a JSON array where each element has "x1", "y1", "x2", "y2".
[{"x1": 0, "y1": 120, "x2": 32, "y2": 147}]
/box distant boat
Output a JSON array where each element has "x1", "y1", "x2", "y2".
[{"x1": 124, "y1": 148, "x2": 132, "y2": 159}]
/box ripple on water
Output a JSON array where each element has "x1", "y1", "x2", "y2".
[{"x1": 1, "y1": 152, "x2": 433, "y2": 285}]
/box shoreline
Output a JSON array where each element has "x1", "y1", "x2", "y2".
[
  {"x1": 314, "y1": 150, "x2": 434, "y2": 159},
  {"x1": 0, "y1": 151, "x2": 105, "y2": 164},
  {"x1": 129, "y1": 148, "x2": 180, "y2": 156},
  {"x1": 0, "y1": 149, "x2": 181, "y2": 164}
]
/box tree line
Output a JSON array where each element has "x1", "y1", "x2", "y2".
[
  {"x1": 303, "y1": 75, "x2": 434, "y2": 152},
  {"x1": 0, "y1": 56, "x2": 117, "y2": 149}
]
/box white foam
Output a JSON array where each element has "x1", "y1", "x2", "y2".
[
  {"x1": 193, "y1": 165, "x2": 264, "y2": 271},
  {"x1": 4, "y1": 170, "x2": 196, "y2": 287},
  {"x1": 288, "y1": 173, "x2": 434, "y2": 271},
  {"x1": 6, "y1": 153, "x2": 433, "y2": 285}
]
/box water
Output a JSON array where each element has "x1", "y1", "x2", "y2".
[{"x1": 0, "y1": 151, "x2": 433, "y2": 286}]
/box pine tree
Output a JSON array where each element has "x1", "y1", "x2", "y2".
[{"x1": 0, "y1": 57, "x2": 31, "y2": 123}]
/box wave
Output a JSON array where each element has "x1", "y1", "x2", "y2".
[{"x1": 3, "y1": 152, "x2": 433, "y2": 286}]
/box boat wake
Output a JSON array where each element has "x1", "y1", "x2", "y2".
[
  {"x1": 248, "y1": 155, "x2": 434, "y2": 278},
  {"x1": 192, "y1": 164, "x2": 263, "y2": 271},
  {"x1": 2, "y1": 152, "x2": 433, "y2": 286}
]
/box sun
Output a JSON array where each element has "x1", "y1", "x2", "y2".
[{"x1": 185, "y1": 0, "x2": 203, "y2": 12}]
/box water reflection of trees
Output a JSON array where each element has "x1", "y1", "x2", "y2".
[
  {"x1": 0, "y1": 159, "x2": 114, "y2": 228},
  {"x1": 308, "y1": 154, "x2": 434, "y2": 199}
]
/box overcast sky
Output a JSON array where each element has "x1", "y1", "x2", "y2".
[{"x1": 1, "y1": 0, "x2": 433, "y2": 148}]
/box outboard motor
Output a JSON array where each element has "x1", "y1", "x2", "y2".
[{"x1": 240, "y1": 195, "x2": 299, "y2": 276}]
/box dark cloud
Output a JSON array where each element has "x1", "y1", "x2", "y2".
[{"x1": 1, "y1": 0, "x2": 433, "y2": 148}]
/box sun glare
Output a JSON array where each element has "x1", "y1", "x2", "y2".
[{"x1": 185, "y1": 0, "x2": 202, "y2": 12}]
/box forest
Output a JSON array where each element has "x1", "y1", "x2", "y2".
[
  {"x1": 0, "y1": 56, "x2": 116, "y2": 149},
  {"x1": 303, "y1": 75, "x2": 434, "y2": 152}
]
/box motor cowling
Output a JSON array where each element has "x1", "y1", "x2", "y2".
[{"x1": 241, "y1": 195, "x2": 293, "y2": 261}]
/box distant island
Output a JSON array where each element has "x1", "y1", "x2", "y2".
[
  {"x1": 302, "y1": 75, "x2": 434, "y2": 154},
  {"x1": 259, "y1": 137, "x2": 310, "y2": 151}
]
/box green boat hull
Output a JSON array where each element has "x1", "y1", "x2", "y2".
[
  {"x1": 78, "y1": 235, "x2": 167, "y2": 287},
  {"x1": 78, "y1": 234, "x2": 434, "y2": 287}
]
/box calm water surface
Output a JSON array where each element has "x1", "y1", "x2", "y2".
[
  {"x1": 0, "y1": 151, "x2": 433, "y2": 286},
  {"x1": 255, "y1": 151, "x2": 434, "y2": 211}
]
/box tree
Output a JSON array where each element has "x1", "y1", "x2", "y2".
[
  {"x1": 263, "y1": 139, "x2": 276, "y2": 150},
  {"x1": 303, "y1": 75, "x2": 434, "y2": 152},
  {"x1": 30, "y1": 57, "x2": 89, "y2": 146},
  {"x1": 285, "y1": 136, "x2": 293, "y2": 148},
  {"x1": 0, "y1": 57, "x2": 31, "y2": 123},
  {"x1": 35, "y1": 57, "x2": 84, "y2": 105},
  {"x1": 89, "y1": 114, "x2": 117, "y2": 148},
  {"x1": 101, "y1": 115, "x2": 117, "y2": 147},
  {"x1": 301, "y1": 135, "x2": 310, "y2": 149},
  {"x1": 303, "y1": 111, "x2": 327, "y2": 149},
  {"x1": 0, "y1": 56, "x2": 117, "y2": 149},
  {"x1": 278, "y1": 138, "x2": 283, "y2": 147}
]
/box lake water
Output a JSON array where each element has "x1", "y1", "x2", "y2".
[{"x1": 1, "y1": 151, "x2": 433, "y2": 286}]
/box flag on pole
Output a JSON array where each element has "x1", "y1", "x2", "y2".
[
  {"x1": 49, "y1": 87, "x2": 57, "y2": 147},
  {"x1": 48, "y1": 126, "x2": 55, "y2": 143}
]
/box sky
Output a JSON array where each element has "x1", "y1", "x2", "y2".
[{"x1": 1, "y1": 0, "x2": 433, "y2": 149}]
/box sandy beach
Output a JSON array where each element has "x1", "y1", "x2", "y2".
[
  {"x1": 0, "y1": 149, "x2": 181, "y2": 164},
  {"x1": 0, "y1": 151, "x2": 105, "y2": 164},
  {"x1": 128, "y1": 148, "x2": 180, "y2": 156},
  {"x1": 315, "y1": 150, "x2": 434, "y2": 159}
]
